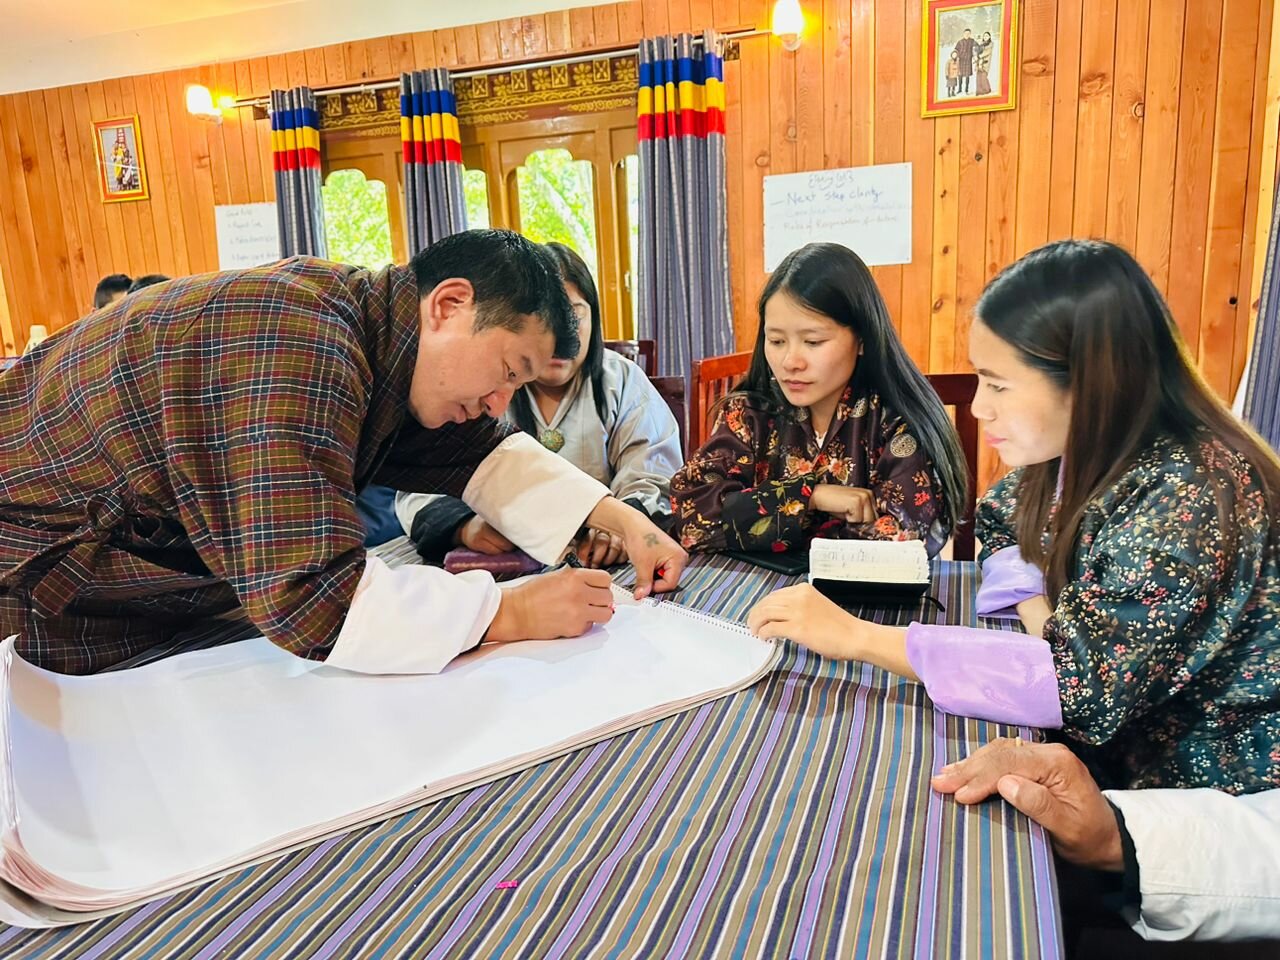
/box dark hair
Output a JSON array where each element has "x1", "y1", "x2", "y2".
[
  {"x1": 734, "y1": 242, "x2": 969, "y2": 539},
  {"x1": 409, "y1": 229, "x2": 577, "y2": 360},
  {"x1": 93, "y1": 274, "x2": 132, "y2": 309},
  {"x1": 509, "y1": 242, "x2": 607, "y2": 437},
  {"x1": 128, "y1": 274, "x2": 170, "y2": 294},
  {"x1": 976, "y1": 238, "x2": 1280, "y2": 599}
]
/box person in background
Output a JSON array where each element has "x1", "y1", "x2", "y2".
[
  {"x1": 92, "y1": 274, "x2": 132, "y2": 310},
  {"x1": 670, "y1": 242, "x2": 967, "y2": 559},
  {"x1": 748, "y1": 239, "x2": 1280, "y2": 796},
  {"x1": 128, "y1": 274, "x2": 171, "y2": 294},
  {"x1": 398, "y1": 242, "x2": 683, "y2": 568}
]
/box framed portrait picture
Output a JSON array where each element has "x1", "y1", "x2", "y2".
[
  {"x1": 922, "y1": 0, "x2": 1018, "y2": 118},
  {"x1": 91, "y1": 115, "x2": 149, "y2": 202}
]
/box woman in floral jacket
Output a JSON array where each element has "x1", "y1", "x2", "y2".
[
  {"x1": 749, "y1": 240, "x2": 1280, "y2": 795},
  {"x1": 670, "y1": 243, "x2": 968, "y2": 559}
]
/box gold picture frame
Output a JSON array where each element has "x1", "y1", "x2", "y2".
[
  {"x1": 922, "y1": 0, "x2": 1018, "y2": 118},
  {"x1": 91, "y1": 115, "x2": 150, "y2": 203}
]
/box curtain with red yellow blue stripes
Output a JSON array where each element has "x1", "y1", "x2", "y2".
[
  {"x1": 270, "y1": 87, "x2": 328, "y2": 258},
  {"x1": 636, "y1": 30, "x2": 734, "y2": 381},
  {"x1": 400, "y1": 69, "x2": 468, "y2": 255}
]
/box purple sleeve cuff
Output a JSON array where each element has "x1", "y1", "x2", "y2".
[
  {"x1": 905, "y1": 622, "x2": 1063, "y2": 729},
  {"x1": 976, "y1": 547, "x2": 1046, "y2": 618}
]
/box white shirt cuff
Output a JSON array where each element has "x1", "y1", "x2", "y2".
[
  {"x1": 1105, "y1": 787, "x2": 1280, "y2": 942},
  {"x1": 326, "y1": 555, "x2": 500, "y2": 674},
  {"x1": 462, "y1": 432, "x2": 610, "y2": 564}
]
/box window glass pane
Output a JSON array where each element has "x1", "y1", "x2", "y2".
[
  {"x1": 515, "y1": 148, "x2": 598, "y2": 278},
  {"x1": 321, "y1": 168, "x2": 394, "y2": 269},
  {"x1": 464, "y1": 168, "x2": 491, "y2": 229}
]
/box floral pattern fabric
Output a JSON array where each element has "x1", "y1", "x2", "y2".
[
  {"x1": 977, "y1": 436, "x2": 1280, "y2": 794},
  {"x1": 670, "y1": 385, "x2": 948, "y2": 557}
]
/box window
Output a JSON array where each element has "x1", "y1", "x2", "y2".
[
  {"x1": 321, "y1": 168, "x2": 395, "y2": 269},
  {"x1": 464, "y1": 168, "x2": 491, "y2": 229},
  {"x1": 515, "y1": 148, "x2": 599, "y2": 280},
  {"x1": 458, "y1": 109, "x2": 637, "y2": 336}
]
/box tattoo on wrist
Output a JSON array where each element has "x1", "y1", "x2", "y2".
[{"x1": 644, "y1": 533, "x2": 659, "y2": 547}]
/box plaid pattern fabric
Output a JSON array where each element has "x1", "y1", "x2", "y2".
[{"x1": 0, "y1": 258, "x2": 514, "y2": 674}]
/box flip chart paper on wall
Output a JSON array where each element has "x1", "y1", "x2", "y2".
[
  {"x1": 0, "y1": 589, "x2": 779, "y2": 927},
  {"x1": 763, "y1": 163, "x2": 912, "y2": 271},
  {"x1": 214, "y1": 203, "x2": 281, "y2": 270}
]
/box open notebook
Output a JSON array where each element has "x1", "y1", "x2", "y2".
[{"x1": 0, "y1": 586, "x2": 780, "y2": 928}]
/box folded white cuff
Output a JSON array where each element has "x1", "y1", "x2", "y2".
[
  {"x1": 327, "y1": 555, "x2": 500, "y2": 674},
  {"x1": 462, "y1": 432, "x2": 609, "y2": 564},
  {"x1": 1104, "y1": 787, "x2": 1280, "y2": 941}
]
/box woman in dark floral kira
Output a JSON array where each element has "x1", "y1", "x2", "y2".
[{"x1": 670, "y1": 242, "x2": 968, "y2": 559}]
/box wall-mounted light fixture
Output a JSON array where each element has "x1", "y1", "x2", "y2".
[
  {"x1": 185, "y1": 84, "x2": 235, "y2": 123},
  {"x1": 771, "y1": 0, "x2": 805, "y2": 51}
]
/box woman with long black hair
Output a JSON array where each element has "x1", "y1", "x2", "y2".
[{"x1": 671, "y1": 242, "x2": 968, "y2": 558}]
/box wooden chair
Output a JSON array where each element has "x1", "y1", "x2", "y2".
[
  {"x1": 604, "y1": 339, "x2": 658, "y2": 377},
  {"x1": 688, "y1": 350, "x2": 752, "y2": 452},
  {"x1": 649, "y1": 375, "x2": 687, "y2": 455},
  {"x1": 925, "y1": 372, "x2": 979, "y2": 562}
]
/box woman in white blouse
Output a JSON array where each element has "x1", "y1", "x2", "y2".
[{"x1": 397, "y1": 242, "x2": 684, "y2": 567}]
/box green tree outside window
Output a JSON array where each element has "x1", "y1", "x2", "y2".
[{"x1": 321, "y1": 169, "x2": 394, "y2": 269}]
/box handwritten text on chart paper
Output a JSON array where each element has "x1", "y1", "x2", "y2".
[
  {"x1": 214, "y1": 203, "x2": 282, "y2": 271},
  {"x1": 763, "y1": 163, "x2": 912, "y2": 271}
]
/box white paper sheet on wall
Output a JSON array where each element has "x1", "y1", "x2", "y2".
[
  {"x1": 214, "y1": 203, "x2": 281, "y2": 271},
  {"x1": 0, "y1": 588, "x2": 780, "y2": 928},
  {"x1": 763, "y1": 162, "x2": 913, "y2": 271}
]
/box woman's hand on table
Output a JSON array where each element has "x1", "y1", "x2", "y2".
[
  {"x1": 747, "y1": 584, "x2": 917, "y2": 679},
  {"x1": 747, "y1": 584, "x2": 861, "y2": 658}
]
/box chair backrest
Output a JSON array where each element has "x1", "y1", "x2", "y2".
[
  {"x1": 604, "y1": 339, "x2": 658, "y2": 377},
  {"x1": 925, "y1": 372, "x2": 979, "y2": 561},
  {"x1": 688, "y1": 350, "x2": 752, "y2": 452},
  {"x1": 649, "y1": 375, "x2": 687, "y2": 455}
]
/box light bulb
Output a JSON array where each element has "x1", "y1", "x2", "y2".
[
  {"x1": 185, "y1": 84, "x2": 224, "y2": 123},
  {"x1": 771, "y1": 0, "x2": 804, "y2": 51}
]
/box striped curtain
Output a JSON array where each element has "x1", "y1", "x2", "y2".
[
  {"x1": 636, "y1": 30, "x2": 734, "y2": 381},
  {"x1": 1241, "y1": 187, "x2": 1280, "y2": 451},
  {"x1": 270, "y1": 87, "x2": 328, "y2": 258},
  {"x1": 400, "y1": 69, "x2": 468, "y2": 255}
]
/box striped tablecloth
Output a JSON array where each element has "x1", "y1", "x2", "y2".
[{"x1": 2, "y1": 547, "x2": 1062, "y2": 959}]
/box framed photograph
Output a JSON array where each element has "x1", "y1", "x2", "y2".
[
  {"x1": 91, "y1": 115, "x2": 149, "y2": 202},
  {"x1": 922, "y1": 0, "x2": 1018, "y2": 118}
]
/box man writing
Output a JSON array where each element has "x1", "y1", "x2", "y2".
[{"x1": 0, "y1": 230, "x2": 685, "y2": 675}]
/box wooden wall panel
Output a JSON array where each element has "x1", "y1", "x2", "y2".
[
  {"x1": 870, "y1": 0, "x2": 904, "y2": 331},
  {"x1": 0, "y1": 0, "x2": 1274, "y2": 496}
]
